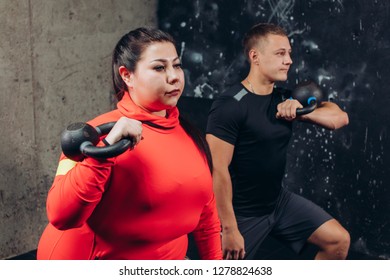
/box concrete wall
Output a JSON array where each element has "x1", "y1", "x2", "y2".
[{"x1": 0, "y1": 0, "x2": 157, "y2": 259}]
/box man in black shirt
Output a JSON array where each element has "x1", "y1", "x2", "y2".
[{"x1": 206, "y1": 23, "x2": 350, "y2": 260}]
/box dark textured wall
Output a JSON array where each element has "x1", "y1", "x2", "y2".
[{"x1": 160, "y1": 0, "x2": 390, "y2": 259}]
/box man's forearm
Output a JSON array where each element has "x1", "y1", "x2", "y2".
[
  {"x1": 299, "y1": 101, "x2": 349, "y2": 130},
  {"x1": 212, "y1": 171, "x2": 239, "y2": 231}
]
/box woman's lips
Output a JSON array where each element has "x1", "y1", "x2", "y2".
[{"x1": 166, "y1": 89, "x2": 180, "y2": 96}]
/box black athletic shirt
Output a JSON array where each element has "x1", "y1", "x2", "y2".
[{"x1": 206, "y1": 84, "x2": 292, "y2": 217}]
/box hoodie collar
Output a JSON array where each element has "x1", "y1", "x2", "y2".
[{"x1": 117, "y1": 92, "x2": 179, "y2": 130}]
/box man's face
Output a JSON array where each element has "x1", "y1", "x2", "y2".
[{"x1": 256, "y1": 34, "x2": 292, "y2": 82}]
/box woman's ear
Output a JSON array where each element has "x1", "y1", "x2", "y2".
[{"x1": 119, "y1": 66, "x2": 134, "y2": 87}]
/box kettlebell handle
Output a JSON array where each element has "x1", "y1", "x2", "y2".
[
  {"x1": 60, "y1": 122, "x2": 134, "y2": 161},
  {"x1": 291, "y1": 80, "x2": 323, "y2": 116},
  {"x1": 295, "y1": 97, "x2": 317, "y2": 116}
]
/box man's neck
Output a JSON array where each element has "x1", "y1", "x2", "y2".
[{"x1": 243, "y1": 72, "x2": 274, "y2": 95}]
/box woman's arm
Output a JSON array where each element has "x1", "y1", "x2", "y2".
[
  {"x1": 191, "y1": 193, "x2": 223, "y2": 260},
  {"x1": 46, "y1": 155, "x2": 114, "y2": 230},
  {"x1": 47, "y1": 117, "x2": 143, "y2": 230}
]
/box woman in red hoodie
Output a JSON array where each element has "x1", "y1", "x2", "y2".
[{"x1": 37, "y1": 27, "x2": 222, "y2": 260}]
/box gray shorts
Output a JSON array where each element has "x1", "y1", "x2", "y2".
[{"x1": 236, "y1": 188, "x2": 333, "y2": 259}]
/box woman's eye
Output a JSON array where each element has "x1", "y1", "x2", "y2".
[
  {"x1": 174, "y1": 63, "x2": 182, "y2": 69},
  {"x1": 154, "y1": 65, "x2": 165, "y2": 71}
]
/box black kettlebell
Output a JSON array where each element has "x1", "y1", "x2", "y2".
[
  {"x1": 60, "y1": 122, "x2": 133, "y2": 161},
  {"x1": 292, "y1": 80, "x2": 323, "y2": 115}
]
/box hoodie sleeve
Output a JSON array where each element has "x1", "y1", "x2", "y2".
[
  {"x1": 46, "y1": 152, "x2": 115, "y2": 230},
  {"x1": 192, "y1": 193, "x2": 223, "y2": 260}
]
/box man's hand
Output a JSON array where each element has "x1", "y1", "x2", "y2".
[
  {"x1": 276, "y1": 99, "x2": 303, "y2": 121},
  {"x1": 222, "y1": 228, "x2": 246, "y2": 260}
]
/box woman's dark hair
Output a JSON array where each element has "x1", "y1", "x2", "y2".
[
  {"x1": 179, "y1": 115, "x2": 213, "y2": 173},
  {"x1": 112, "y1": 27, "x2": 212, "y2": 172},
  {"x1": 112, "y1": 27, "x2": 176, "y2": 101}
]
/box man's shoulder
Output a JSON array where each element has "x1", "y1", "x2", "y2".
[
  {"x1": 218, "y1": 85, "x2": 291, "y2": 100},
  {"x1": 218, "y1": 84, "x2": 249, "y2": 102}
]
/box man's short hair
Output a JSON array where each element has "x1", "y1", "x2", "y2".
[{"x1": 242, "y1": 23, "x2": 288, "y2": 60}]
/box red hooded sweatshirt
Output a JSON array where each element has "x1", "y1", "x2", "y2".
[{"x1": 37, "y1": 93, "x2": 222, "y2": 260}]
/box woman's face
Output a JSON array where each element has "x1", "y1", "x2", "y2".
[{"x1": 125, "y1": 41, "x2": 184, "y2": 116}]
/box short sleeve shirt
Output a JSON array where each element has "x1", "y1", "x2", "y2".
[{"x1": 206, "y1": 84, "x2": 292, "y2": 216}]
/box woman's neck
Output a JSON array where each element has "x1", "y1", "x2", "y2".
[{"x1": 129, "y1": 92, "x2": 167, "y2": 117}]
